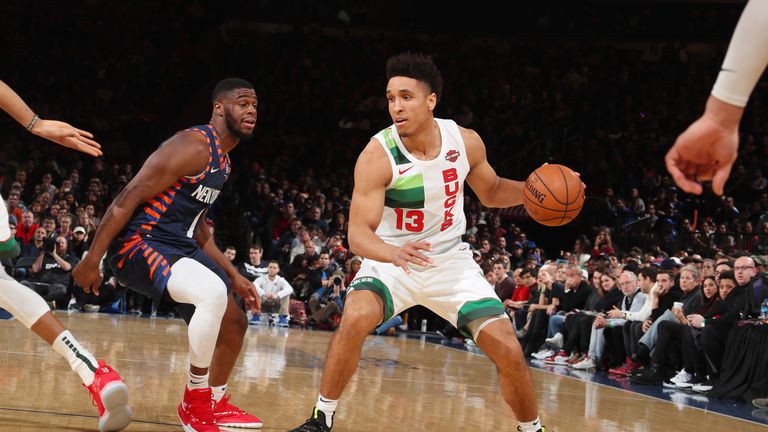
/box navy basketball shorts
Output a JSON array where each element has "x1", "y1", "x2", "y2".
[{"x1": 107, "y1": 234, "x2": 232, "y2": 324}]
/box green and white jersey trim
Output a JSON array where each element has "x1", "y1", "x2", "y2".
[{"x1": 372, "y1": 118, "x2": 470, "y2": 255}]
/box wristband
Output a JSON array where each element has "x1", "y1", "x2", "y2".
[{"x1": 26, "y1": 114, "x2": 39, "y2": 132}]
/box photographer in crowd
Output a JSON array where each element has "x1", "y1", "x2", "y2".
[
  {"x1": 20, "y1": 234, "x2": 78, "y2": 309},
  {"x1": 308, "y1": 274, "x2": 347, "y2": 329}
]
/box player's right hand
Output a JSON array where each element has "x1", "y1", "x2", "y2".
[
  {"x1": 390, "y1": 241, "x2": 433, "y2": 274},
  {"x1": 31, "y1": 119, "x2": 103, "y2": 157},
  {"x1": 73, "y1": 258, "x2": 103, "y2": 296},
  {"x1": 665, "y1": 96, "x2": 741, "y2": 196}
]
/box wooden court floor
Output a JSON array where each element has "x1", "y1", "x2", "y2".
[{"x1": 0, "y1": 312, "x2": 764, "y2": 431}]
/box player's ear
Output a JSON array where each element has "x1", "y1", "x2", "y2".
[
  {"x1": 427, "y1": 92, "x2": 437, "y2": 112},
  {"x1": 213, "y1": 101, "x2": 224, "y2": 118}
]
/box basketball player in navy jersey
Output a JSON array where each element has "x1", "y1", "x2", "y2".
[
  {"x1": 74, "y1": 78, "x2": 263, "y2": 432},
  {"x1": 0, "y1": 79, "x2": 131, "y2": 432}
]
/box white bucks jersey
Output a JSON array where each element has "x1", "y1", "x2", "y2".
[{"x1": 373, "y1": 118, "x2": 469, "y2": 255}]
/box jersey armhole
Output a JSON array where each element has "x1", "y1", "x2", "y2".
[
  {"x1": 449, "y1": 120, "x2": 471, "y2": 173},
  {"x1": 180, "y1": 129, "x2": 213, "y2": 184},
  {"x1": 373, "y1": 136, "x2": 398, "y2": 189}
]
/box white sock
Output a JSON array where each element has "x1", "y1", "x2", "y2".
[
  {"x1": 51, "y1": 330, "x2": 98, "y2": 386},
  {"x1": 211, "y1": 383, "x2": 227, "y2": 403},
  {"x1": 316, "y1": 394, "x2": 338, "y2": 428},
  {"x1": 188, "y1": 370, "x2": 209, "y2": 391},
  {"x1": 518, "y1": 417, "x2": 542, "y2": 432}
]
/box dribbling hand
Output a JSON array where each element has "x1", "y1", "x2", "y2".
[
  {"x1": 541, "y1": 163, "x2": 587, "y2": 192},
  {"x1": 390, "y1": 241, "x2": 433, "y2": 274},
  {"x1": 73, "y1": 258, "x2": 103, "y2": 296},
  {"x1": 31, "y1": 119, "x2": 103, "y2": 157}
]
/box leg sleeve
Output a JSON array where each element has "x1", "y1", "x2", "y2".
[
  {"x1": 0, "y1": 276, "x2": 51, "y2": 328},
  {"x1": 166, "y1": 258, "x2": 228, "y2": 369}
]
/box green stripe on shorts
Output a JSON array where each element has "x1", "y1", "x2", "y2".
[
  {"x1": 0, "y1": 237, "x2": 20, "y2": 259},
  {"x1": 457, "y1": 298, "x2": 505, "y2": 330},
  {"x1": 349, "y1": 276, "x2": 394, "y2": 322}
]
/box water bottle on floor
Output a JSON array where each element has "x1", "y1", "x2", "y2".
[{"x1": 761, "y1": 299, "x2": 768, "y2": 319}]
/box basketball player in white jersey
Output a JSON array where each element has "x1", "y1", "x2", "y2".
[
  {"x1": 289, "y1": 54, "x2": 545, "y2": 432},
  {"x1": 0, "y1": 80, "x2": 132, "y2": 431},
  {"x1": 666, "y1": 0, "x2": 768, "y2": 196}
]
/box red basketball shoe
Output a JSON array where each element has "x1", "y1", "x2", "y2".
[
  {"x1": 178, "y1": 386, "x2": 219, "y2": 431},
  {"x1": 84, "y1": 360, "x2": 132, "y2": 432},
  {"x1": 214, "y1": 394, "x2": 263, "y2": 428}
]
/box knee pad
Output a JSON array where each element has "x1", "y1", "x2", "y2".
[{"x1": 167, "y1": 258, "x2": 228, "y2": 311}]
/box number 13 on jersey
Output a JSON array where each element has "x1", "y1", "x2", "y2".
[{"x1": 394, "y1": 208, "x2": 424, "y2": 232}]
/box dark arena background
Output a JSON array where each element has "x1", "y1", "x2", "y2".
[{"x1": 1, "y1": 1, "x2": 768, "y2": 431}]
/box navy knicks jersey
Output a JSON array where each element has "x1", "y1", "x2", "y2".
[
  {"x1": 124, "y1": 123, "x2": 230, "y2": 246},
  {"x1": 115, "y1": 123, "x2": 230, "y2": 265}
]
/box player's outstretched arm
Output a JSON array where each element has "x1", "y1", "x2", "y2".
[
  {"x1": 666, "y1": 0, "x2": 768, "y2": 195},
  {"x1": 72, "y1": 132, "x2": 209, "y2": 294},
  {"x1": 463, "y1": 128, "x2": 525, "y2": 208},
  {"x1": 0, "y1": 80, "x2": 102, "y2": 157},
  {"x1": 665, "y1": 96, "x2": 741, "y2": 196},
  {"x1": 348, "y1": 140, "x2": 432, "y2": 273}
]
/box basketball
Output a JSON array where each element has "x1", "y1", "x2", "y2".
[{"x1": 523, "y1": 164, "x2": 585, "y2": 226}]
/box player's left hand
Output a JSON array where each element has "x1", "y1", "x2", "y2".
[
  {"x1": 542, "y1": 162, "x2": 586, "y2": 191},
  {"x1": 232, "y1": 274, "x2": 260, "y2": 313},
  {"x1": 31, "y1": 119, "x2": 103, "y2": 157}
]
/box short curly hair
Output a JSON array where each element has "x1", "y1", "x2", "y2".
[
  {"x1": 212, "y1": 77, "x2": 254, "y2": 102},
  {"x1": 386, "y1": 52, "x2": 443, "y2": 102}
]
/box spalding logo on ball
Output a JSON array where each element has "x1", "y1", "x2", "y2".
[
  {"x1": 523, "y1": 164, "x2": 585, "y2": 227},
  {"x1": 526, "y1": 177, "x2": 546, "y2": 204}
]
